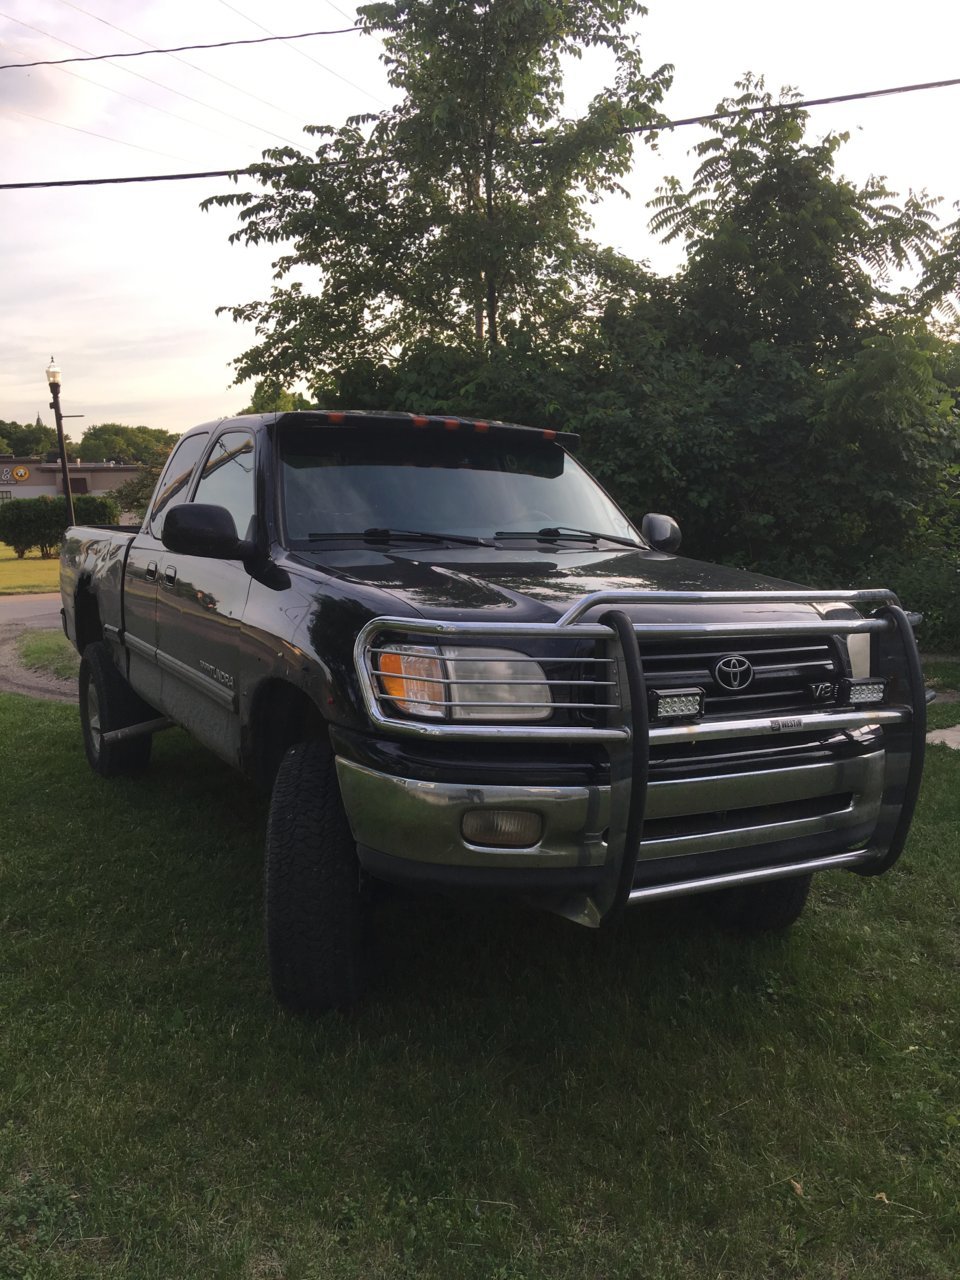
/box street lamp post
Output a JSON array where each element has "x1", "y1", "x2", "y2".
[{"x1": 45, "y1": 356, "x2": 76, "y2": 527}]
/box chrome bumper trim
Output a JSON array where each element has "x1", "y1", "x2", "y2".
[
  {"x1": 336, "y1": 748, "x2": 883, "y2": 872},
  {"x1": 335, "y1": 759, "x2": 609, "y2": 870},
  {"x1": 637, "y1": 751, "x2": 884, "y2": 858},
  {"x1": 628, "y1": 851, "x2": 872, "y2": 904}
]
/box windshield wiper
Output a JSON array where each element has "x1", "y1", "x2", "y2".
[
  {"x1": 306, "y1": 527, "x2": 493, "y2": 547},
  {"x1": 494, "y1": 525, "x2": 643, "y2": 549}
]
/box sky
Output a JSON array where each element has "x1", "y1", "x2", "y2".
[{"x1": 1, "y1": 0, "x2": 958, "y2": 442}]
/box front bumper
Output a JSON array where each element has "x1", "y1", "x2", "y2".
[
  {"x1": 346, "y1": 589, "x2": 925, "y2": 921},
  {"x1": 337, "y1": 742, "x2": 885, "y2": 875}
]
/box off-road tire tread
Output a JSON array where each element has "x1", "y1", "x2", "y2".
[
  {"x1": 265, "y1": 740, "x2": 364, "y2": 1013},
  {"x1": 79, "y1": 641, "x2": 154, "y2": 777},
  {"x1": 705, "y1": 872, "x2": 813, "y2": 934}
]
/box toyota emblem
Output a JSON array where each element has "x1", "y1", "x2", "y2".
[{"x1": 713, "y1": 654, "x2": 754, "y2": 691}]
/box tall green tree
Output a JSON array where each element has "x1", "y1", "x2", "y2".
[
  {"x1": 0, "y1": 419, "x2": 58, "y2": 457},
  {"x1": 648, "y1": 77, "x2": 944, "y2": 365},
  {"x1": 236, "y1": 381, "x2": 311, "y2": 414},
  {"x1": 77, "y1": 424, "x2": 178, "y2": 465},
  {"x1": 204, "y1": 0, "x2": 671, "y2": 393}
]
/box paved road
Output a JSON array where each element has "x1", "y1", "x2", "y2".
[{"x1": 0, "y1": 592, "x2": 62, "y2": 628}]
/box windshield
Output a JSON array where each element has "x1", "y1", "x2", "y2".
[{"x1": 278, "y1": 425, "x2": 640, "y2": 545}]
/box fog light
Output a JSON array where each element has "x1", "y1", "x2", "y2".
[
  {"x1": 842, "y1": 677, "x2": 887, "y2": 705},
  {"x1": 461, "y1": 809, "x2": 543, "y2": 848},
  {"x1": 649, "y1": 687, "x2": 705, "y2": 720}
]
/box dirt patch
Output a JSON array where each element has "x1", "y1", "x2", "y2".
[{"x1": 0, "y1": 623, "x2": 77, "y2": 703}]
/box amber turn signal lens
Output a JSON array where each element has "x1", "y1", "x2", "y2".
[{"x1": 377, "y1": 647, "x2": 446, "y2": 718}]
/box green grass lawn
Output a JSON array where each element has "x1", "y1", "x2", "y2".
[
  {"x1": 15, "y1": 629, "x2": 80, "y2": 681},
  {"x1": 0, "y1": 541, "x2": 61, "y2": 594},
  {"x1": 2, "y1": 693, "x2": 959, "y2": 1278}
]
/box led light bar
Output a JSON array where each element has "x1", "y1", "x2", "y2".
[
  {"x1": 649, "y1": 687, "x2": 705, "y2": 721},
  {"x1": 841, "y1": 677, "x2": 888, "y2": 706}
]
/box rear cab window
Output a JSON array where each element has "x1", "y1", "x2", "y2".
[{"x1": 148, "y1": 432, "x2": 210, "y2": 539}]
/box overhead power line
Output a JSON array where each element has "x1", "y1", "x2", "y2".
[
  {"x1": 0, "y1": 8, "x2": 301, "y2": 146},
  {"x1": 214, "y1": 0, "x2": 385, "y2": 106},
  {"x1": 3, "y1": 74, "x2": 960, "y2": 192},
  {"x1": 8, "y1": 107, "x2": 182, "y2": 160},
  {"x1": 0, "y1": 168, "x2": 245, "y2": 189},
  {"x1": 50, "y1": 0, "x2": 309, "y2": 134},
  {"x1": 0, "y1": 25, "x2": 360, "y2": 72},
  {"x1": 623, "y1": 75, "x2": 960, "y2": 133}
]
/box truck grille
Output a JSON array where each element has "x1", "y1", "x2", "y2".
[{"x1": 637, "y1": 634, "x2": 843, "y2": 719}]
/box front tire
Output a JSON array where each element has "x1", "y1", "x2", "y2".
[
  {"x1": 265, "y1": 740, "x2": 365, "y2": 1013},
  {"x1": 702, "y1": 872, "x2": 813, "y2": 934},
  {"x1": 79, "y1": 642, "x2": 155, "y2": 778}
]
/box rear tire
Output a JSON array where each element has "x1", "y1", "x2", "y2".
[
  {"x1": 79, "y1": 641, "x2": 155, "y2": 778},
  {"x1": 265, "y1": 740, "x2": 365, "y2": 1013},
  {"x1": 702, "y1": 872, "x2": 813, "y2": 934}
]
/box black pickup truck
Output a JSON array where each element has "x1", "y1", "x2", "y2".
[{"x1": 60, "y1": 410, "x2": 926, "y2": 1011}]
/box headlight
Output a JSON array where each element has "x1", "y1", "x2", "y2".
[{"x1": 375, "y1": 644, "x2": 552, "y2": 722}]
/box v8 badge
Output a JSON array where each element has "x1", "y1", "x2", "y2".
[{"x1": 808, "y1": 682, "x2": 836, "y2": 703}]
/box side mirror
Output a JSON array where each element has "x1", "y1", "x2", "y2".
[
  {"x1": 641, "y1": 512, "x2": 682, "y2": 553},
  {"x1": 162, "y1": 504, "x2": 250, "y2": 559}
]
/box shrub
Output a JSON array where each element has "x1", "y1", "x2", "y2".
[
  {"x1": 0, "y1": 495, "x2": 119, "y2": 558},
  {"x1": 861, "y1": 548, "x2": 960, "y2": 653}
]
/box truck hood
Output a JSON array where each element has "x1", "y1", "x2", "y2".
[{"x1": 293, "y1": 543, "x2": 853, "y2": 625}]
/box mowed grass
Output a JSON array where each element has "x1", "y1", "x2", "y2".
[
  {"x1": 0, "y1": 541, "x2": 60, "y2": 594},
  {"x1": 15, "y1": 629, "x2": 79, "y2": 681},
  {"x1": 1, "y1": 694, "x2": 959, "y2": 1278}
]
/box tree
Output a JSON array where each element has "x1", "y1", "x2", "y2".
[
  {"x1": 648, "y1": 77, "x2": 945, "y2": 366},
  {"x1": 580, "y1": 76, "x2": 960, "y2": 580},
  {"x1": 108, "y1": 468, "x2": 162, "y2": 522},
  {"x1": 0, "y1": 419, "x2": 58, "y2": 457},
  {"x1": 204, "y1": 0, "x2": 672, "y2": 395},
  {"x1": 236, "y1": 381, "x2": 311, "y2": 414},
  {"x1": 76, "y1": 424, "x2": 177, "y2": 465}
]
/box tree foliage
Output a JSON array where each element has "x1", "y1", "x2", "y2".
[
  {"x1": 236, "y1": 381, "x2": 311, "y2": 414},
  {"x1": 76, "y1": 424, "x2": 177, "y2": 465},
  {"x1": 0, "y1": 419, "x2": 58, "y2": 458},
  {"x1": 208, "y1": 15, "x2": 960, "y2": 625},
  {"x1": 648, "y1": 78, "x2": 945, "y2": 364},
  {"x1": 204, "y1": 0, "x2": 671, "y2": 390}
]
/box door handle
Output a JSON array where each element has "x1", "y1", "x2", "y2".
[
  {"x1": 164, "y1": 565, "x2": 178, "y2": 587},
  {"x1": 145, "y1": 561, "x2": 158, "y2": 581}
]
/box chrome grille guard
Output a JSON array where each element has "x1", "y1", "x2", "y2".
[{"x1": 354, "y1": 588, "x2": 926, "y2": 920}]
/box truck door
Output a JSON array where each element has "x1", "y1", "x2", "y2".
[
  {"x1": 154, "y1": 428, "x2": 256, "y2": 765},
  {"x1": 124, "y1": 431, "x2": 210, "y2": 709}
]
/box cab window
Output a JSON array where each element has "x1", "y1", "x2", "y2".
[
  {"x1": 149, "y1": 432, "x2": 210, "y2": 538},
  {"x1": 193, "y1": 430, "x2": 257, "y2": 541}
]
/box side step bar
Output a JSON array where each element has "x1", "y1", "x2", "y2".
[{"x1": 100, "y1": 716, "x2": 172, "y2": 745}]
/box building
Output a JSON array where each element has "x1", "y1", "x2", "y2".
[{"x1": 0, "y1": 457, "x2": 141, "y2": 503}]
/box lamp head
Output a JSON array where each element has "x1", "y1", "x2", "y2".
[{"x1": 45, "y1": 357, "x2": 61, "y2": 388}]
